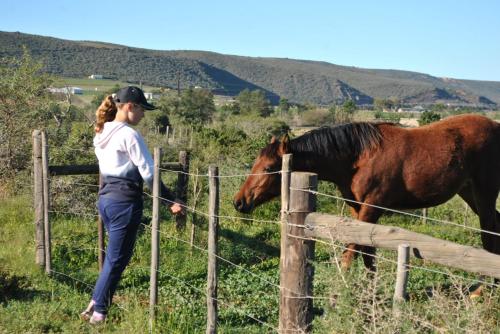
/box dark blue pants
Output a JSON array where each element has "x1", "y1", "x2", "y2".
[{"x1": 92, "y1": 197, "x2": 143, "y2": 314}]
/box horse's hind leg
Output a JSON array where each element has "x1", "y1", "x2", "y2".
[
  {"x1": 459, "y1": 183, "x2": 500, "y2": 296},
  {"x1": 341, "y1": 243, "x2": 360, "y2": 270},
  {"x1": 472, "y1": 188, "x2": 500, "y2": 255},
  {"x1": 460, "y1": 181, "x2": 500, "y2": 253}
]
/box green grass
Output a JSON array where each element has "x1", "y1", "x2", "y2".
[
  {"x1": 0, "y1": 191, "x2": 282, "y2": 333},
  {"x1": 52, "y1": 77, "x2": 159, "y2": 92},
  {"x1": 2, "y1": 177, "x2": 500, "y2": 332}
]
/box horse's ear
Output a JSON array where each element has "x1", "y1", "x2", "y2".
[
  {"x1": 278, "y1": 133, "x2": 289, "y2": 156},
  {"x1": 270, "y1": 136, "x2": 277, "y2": 144}
]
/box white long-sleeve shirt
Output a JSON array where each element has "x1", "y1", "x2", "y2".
[
  {"x1": 93, "y1": 120, "x2": 178, "y2": 204},
  {"x1": 93, "y1": 121, "x2": 156, "y2": 191}
]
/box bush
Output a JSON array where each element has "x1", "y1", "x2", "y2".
[{"x1": 419, "y1": 110, "x2": 441, "y2": 126}]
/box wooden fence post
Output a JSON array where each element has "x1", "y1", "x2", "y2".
[
  {"x1": 150, "y1": 147, "x2": 161, "y2": 327},
  {"x1": 166, "y1": 126, "x2": 170, "y2": 144},
  {"x1": 41, "y1": 130, "x2": 51, "y2": 275},
  {"x1": 206, "y1": 165, "x2": 219, "y2": 334},
  {"x1": 33, "y1": 130, "x2": 45, "y2": 267},
  {"x1": 279, "y1": 154, "x2": 292, "y2": 331},
  {"x1": 175, "y1": 150, "x2": 189, "y2": 230},
  {"x1": 280, "y1": 172, "x2": 317, "y2": 333},
  {"x1": 394, "y1": 244, "x2": 410, "y2": 302},
  {"x1": 393, "y1": 244, "x2": 410, "y2": 317},
  {"x1": 97, "y1": 174, "x2": 105, "y2": 272},
  {"x1": 189, "y1": 126, "x2": 194, "y2": 149}
]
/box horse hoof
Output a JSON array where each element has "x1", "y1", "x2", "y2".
[{"x1": 469, "y1": 285, "x2": 483, "y2": 300}]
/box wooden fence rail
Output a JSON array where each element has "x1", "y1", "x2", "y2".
[{"x1": 304, "y1": 213, "x2": 500, "y2": 279}]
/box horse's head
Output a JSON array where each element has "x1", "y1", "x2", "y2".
[{"x1": 234, "y1": 134, "x2": 289, "y2": 213}]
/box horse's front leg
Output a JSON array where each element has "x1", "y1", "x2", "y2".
[
  {"x1": 341, "y1": 204, "x2": 383, "y2": 271},
  {"x1": 358, "y1": 205, "x2": 383, "y2": 271},
  {"x1": 341, "y1": 207, "x2": 361, "y2": 270}
]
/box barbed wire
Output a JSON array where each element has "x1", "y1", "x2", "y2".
[
  {"x1": 287, "y1": 233, "x2": 500, "y2": 288},
  {"x1": 141, "y1": 223, "x2": 330, "y2": 301},
  {"x1": 51, "y1": 244, "x2": 106, "y2": 254},
  {"x1": 48, "y1": 210, "x2": 99, "y2": 218},
  {"x1": 135, "y1": 265, "x2": 280, "y2": 332},
  {"x1": 47, "y1": 182, "x2": 500, "y2": 290},
  {"x1": 290, "y1": 187, "x2": 500, "y2": 238},
  {"x1": 48, "y1": 269, "x2": 129, "y2": 312},
  {"x1": 51, "y1": 189, "x2": 499, "y2": 290},
  {"x1": 158, "y1": 167, "x2": 281, "y2": 178},
  {"x1": 146, "y1": 192, "x2": 283, "y2": 226},
  {"x1": 45, "y1": 205, "x2": 330, "y2": 301},
  {"x1": 36, "y1": 154, "x2": 500, "y2": 329},
  {"x1": 66, "y1": 182, "x2": 100, "y2": 188},
  {"x1": 48, "y1": 269, "x2": 94, "y2": 291},
  {"x1": 43, "y1": 145, "x2": 95, "y2": 154}
]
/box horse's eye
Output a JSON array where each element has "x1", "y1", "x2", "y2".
[{"x1": 263, "y1": 167, "x2": 273, "y2": 173}]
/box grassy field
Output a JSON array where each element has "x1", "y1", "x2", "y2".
[
  {"x1": 2, "y1": 174, "x2": 500, "y2": 333},
  {"x1": 52, "y1": 77, "x2": 159, "y2": 92},
  {"x1": 51, "y1": 77, "x2": 163, "y2": 105}
]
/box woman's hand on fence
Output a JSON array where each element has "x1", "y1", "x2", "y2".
[{"x1": 170, "y1": 202, "x2": 185, "y2": 215}]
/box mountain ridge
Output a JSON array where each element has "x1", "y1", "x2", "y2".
[{"x1": 1, "y1": 31, "x2": 499, "y2": 106}]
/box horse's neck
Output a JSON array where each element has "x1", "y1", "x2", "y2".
[{"x1": 290, "y1": 150, "x2": 350, "y2": 183}]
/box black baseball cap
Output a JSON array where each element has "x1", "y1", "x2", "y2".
[{"x1": 113, "y1": 86, "x2": 156, "y2": 110}]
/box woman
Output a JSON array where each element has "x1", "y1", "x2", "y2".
[{"x1": 81, "y1": 86, "x2": 183, "y2": 324}]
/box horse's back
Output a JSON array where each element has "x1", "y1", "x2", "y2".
[
  {"x1": 393, "y1": 114, "x2": 500, "y2": 152},
  {"x1": 354, "y1": 114, "x2": 500, "y2": 208}
]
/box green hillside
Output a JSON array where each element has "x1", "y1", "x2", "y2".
[{"x1": 1, "y1": 31, "x2": 499, "y2": 106}]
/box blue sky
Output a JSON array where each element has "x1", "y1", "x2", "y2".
[{"x1": 2, "y1": 0, "x2": 499, "y2": 81}]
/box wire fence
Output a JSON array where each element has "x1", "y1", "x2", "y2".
[
  {"x1": 50, "y1": 167, "x2": 500, "y2": 285},
  {"x1": 41, "y1": 160, "x2": 500, "y2": 331},
  {"x1": 47, "y1": 205, "x2": 282, "y2": 330}
]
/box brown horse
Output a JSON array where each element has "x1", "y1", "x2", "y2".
[{"x1": 234, "y1": 114, "x2": 500, "y2": 271}]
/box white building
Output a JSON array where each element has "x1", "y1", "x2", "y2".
[
  {"x1": 71, "y1": 87, "x2": 83, "y2": 94},
  {"x1": 47, "y1": 86, "x2": 83, "y2": 95},
  {"x1": 88, "y1": 74, "x2": 103, "y2": 79}
]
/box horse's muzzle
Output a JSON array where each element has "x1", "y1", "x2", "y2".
[{"x1": 233, "y1": 198, "x2": 253, "y2": 213}]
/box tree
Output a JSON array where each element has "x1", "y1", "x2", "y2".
[
  {"x1": 374, "y1": 98, "x2": 397, "y2": 112},
  {"x1": 342, "y1": 99, "x2": 357, "y2": 115},
  {"x1": 175, "y1": 88, "x2": 215, "y2": 125},
  {"x1": 328, "y1": 99, "x2": 357, "y2": 124},
  {"x1": 152, "y1": 113, "x2": 170, "y2": 133},
  {"x1": 236, "y1": 89, "x2": 272, "y2": 117},
  {"x1": 418, "y1": 110, "x2": 441, "y2": 126},
  {"x1": 278, "y1": 98, "x2": 290, "y2": 116},
  {"x1": 431, "y1": 103, "x2": 447, "y2": 113},
  {"x1": 0, "y1": 49, "x2": 55, "y2": 178}
]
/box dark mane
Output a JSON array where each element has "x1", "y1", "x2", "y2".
[{"x1": 290, "y1": 122, "x2": 386, "y2": 159}]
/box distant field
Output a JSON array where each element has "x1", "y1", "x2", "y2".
[
  {"x1": 52, "y1": 77, "x2": 159, "y2": 93},
  {"x1": 52, "y1": 77, "x2": 163, "y2": 106}
]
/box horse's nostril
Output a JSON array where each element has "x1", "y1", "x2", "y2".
[{"x1": 234, "y1": 199, "x2": 243, "y2": 210}]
